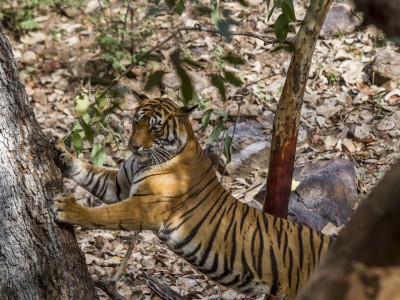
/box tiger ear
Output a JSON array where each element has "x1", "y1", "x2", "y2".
[
  {"x1": 132, "y1": 90, "x2": 149, "y2": 102},
  {"x1": 174, "y1": 105, "x2": 198, "y2": 119}
]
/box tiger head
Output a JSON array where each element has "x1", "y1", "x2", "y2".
[{"x1": 129, "y1": 94, "x2": 197, "y2": 164}]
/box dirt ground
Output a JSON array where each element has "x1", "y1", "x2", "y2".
[{"x1": 3, "y1": 0, "x2": 400, "y2": 299}]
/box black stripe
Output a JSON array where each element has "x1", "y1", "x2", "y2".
[
  {"x1": 288, "y1": 249, "x2": 293, "y2": 288},
  {"x1": 208, "y1": 191, "x2": 229, "y2": 224},
  {"x1": 269, "y1": 245, "x2": 279, "y2": 296},
  {"x1": 98, "y1": 171, "x2": 111, "y2": 199},
  {"x1": 132, "y1": 171, "x2": 171, "y2": 185},
  {"x1": 237, "y1": 250, "x2": 254, "y2": 287},
  {"x1": 230, "y1": 223, "x2": 237, "y2": 271},
  {"x1": 317, "y1": 232, "x2": 325, "y2": 260},
  {"x1": 209, "y1": 255, "x2": 231, "y2": 281},
  {"x1": 92, "y1": 171, "x2": 105, "y2": 196},
  {"x1": 282, "y1": 231, "x2": 289, "y2": 268},
  {"x1": 309, "y1": 227, "x2": 316, "y2": 269},
  {"x1": 202, "y1": 252, "x2": 219, "y2": 274},
  {"x1": 224, "y1": 202, "x2": 238, "y2": 241},
  {"x1": 295, "y1": 268, "x2": 300, "y2": 293},
  {"x1": 184, "y1": 243, "x2": 202, "y2": 260},
  {"x1": 277, "y1": 218, "x2": 283, "y2": 250},
  {"x1": 257, "y1": 218, "x2": 264, "y2": 278},
  {"x1": 240, "y1": 204, "x2": 250, "y2": 233},
  {"x1": 172, "y1": 191, "x2": 224, "y2": 249},
  {"x1": 82, "y1": 166, "x2": 96, "y2": 187},
  {"x1": 250, "y1": 226, "x2": 258, "y2": 270},
  {"x1": 298, "y1": 224, "x2": 304, "y2": 270},
  {"x1": 115, "y1": 176, "x2": 122, "y2": 201},
  {"x1": 179, "y1": 178, "x2": 220, "y2": 219},
  {"x1": 199, "y1": 207, "x2": 227, "y2": 267}
]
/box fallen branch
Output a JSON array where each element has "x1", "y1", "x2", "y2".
[
  {"x1": 144, "y1": 273, "x2": 187, "y2": 300},
  {"x1": 95, "y1": 233, "x2": 138, "y2": 300}
]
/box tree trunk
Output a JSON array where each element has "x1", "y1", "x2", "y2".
[
  {"x1": 0, "y1": 26, "x2": 97, "y2": 299},
  {"x1": 263, "y1": 0, "x2": 333, "y2": 218}
]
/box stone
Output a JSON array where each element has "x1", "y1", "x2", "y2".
[
  {"x1": 373, "y1": 49, "x2": 400, "y2": 84},
  {"x1": 255, "y1": 158, "x2": 358, "y2": 231},
  {"x1": 21, "y1": 51, "x2": 37, "y2": 65},
  {"x1": 320, "y1": 4, "x2": 360, "y2": 39},
  {"x1": 222, "y1": 121, "x2": 271, "y2": 178}
]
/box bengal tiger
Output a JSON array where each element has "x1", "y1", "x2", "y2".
[{"x1": 53, "y1": 95, "x2": 331, "y2": 298}]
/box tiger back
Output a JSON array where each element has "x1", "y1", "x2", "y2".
[{"x1": 53, "y1": 96, "x2": 331, "y2": 298}]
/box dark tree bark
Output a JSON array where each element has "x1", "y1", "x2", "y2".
[
  {"x1": 263, "y1": 0, "x2": 333, "y2": 218},
  {"x1": 0, "y1": 26, "x2": 97, "y2": 299},
  {"x1": 295, "y1": 159, "x2": 400, "y2": 299}
]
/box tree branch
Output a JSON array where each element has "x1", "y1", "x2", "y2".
[{"x1": 97, "y1": 24, "x2": 275, "y2": 100}]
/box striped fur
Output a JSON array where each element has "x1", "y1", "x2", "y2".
[{"x1": 53, "y1": 97, "x2": 331, "y2": 298}]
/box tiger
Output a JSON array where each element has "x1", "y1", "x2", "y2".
[{"x1": 53, "y1": 95, "x2": 331, "y2": 298}]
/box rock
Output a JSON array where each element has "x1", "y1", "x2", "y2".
[
  {"x1": 321, "y1": 222, "x2": 341, "y2": 237},
  {"x1": 320, "y1": 4, "x2": 360, "y2": 39},
  {"x1": 20, "y1": 31, "x2": 47, "y2": 45},
  {"x1": 255, "y1": 158, "x2": 358, "y2": 231},
  {"x1": 21, "y1": 51, "x2": 37, "y2": 65},
  {"x1": 373, "y1": 49, "x2": 400, "y2": 84},
  {"x1": 221, "y1": 121, "x2": 271, "y2": 178}
]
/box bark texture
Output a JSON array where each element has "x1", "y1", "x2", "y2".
[
  {"x1": 295, "y1": 159, "x2": 400, "y2": 299},
  {"x1": 263, "y1": 0, "x2": 333, "y2": 218},
  {"x1": 0, "y1": 26, "x2": 97, "y2": 299}
]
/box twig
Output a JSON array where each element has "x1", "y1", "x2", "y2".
[
  {"x1": 95, "y1": 233, "x2": 138, "y2": 300},
  {"x1": 144, "y1": 273, "x2": 187, "y2": 300},
  {"x1": 96, "y1": 24, "x2": 276, "y2": 100}
]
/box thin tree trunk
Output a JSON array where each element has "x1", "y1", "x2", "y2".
[
  {"x1": 263, "y1": 0, "x2": 333, "y2": 218},
  {"x1": 0, "y1": 26, "x2": 97, "y2": 299}
]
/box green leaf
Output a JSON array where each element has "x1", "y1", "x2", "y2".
[
  {"x1": 165, "y1": 0, "x2": 176, "y2": 10},
  {"x1": 273, "y1": 0, "x2": 283, "y2": 8},
  {"x1": 91, "y1": 143, "x2": 106, "y2": 167},
  {"x1": 221, "y1": 52, "x2": 246, "y2": 65},
  {"x1": 213, "y1": 109, "x2": 228, "y2": 121},
  {"x1": 96, "y1": 94, "x2": 107, "y2": 111},
  {"x1": 204, "y1": 122, "x2": 224, "y2": 144},
  {"x1": 74, "y1": 92, "x2": 91, "y2": 117},
  {"x1": 282, "y1": 0, "x2": 296, "y2": 22},
  {"x1": 202, "y1": 109, "x2": 213, "y2": 129},
  {"x1": 70, "y1": 130, "x2": 83, "y2": 155},
  {"x1": 144, "y1": 70, "x2": 165, "y2": 91},
  {"x1": 173, "y1": 0, "x2": 184, "y2": 15},
  {"x1": 182, "y1": 58, "x2": 204, "y2": 70},
  {"x1": 210, "y1": 74, "x2": 227, "y2": 102},
  {"x1": 224, "y1": 71, "x2": 243, "y2": 87},
  {"x1": 274, "y1": 13, "x2": 290, "y2": 43},
  {"x1": 224, "y1": 135, "x2": 233, "y2": 164},
  {"x1": 177, "y1": 67, "x2": 194, "y2": 104},
  {"x1": 79, "y1": 119, "x2": 93, "y2": 145}
]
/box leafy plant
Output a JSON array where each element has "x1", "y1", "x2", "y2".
[{"x1": 64, "y1": 86, "x2": 124, "y2": 167}]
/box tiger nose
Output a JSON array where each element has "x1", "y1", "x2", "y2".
[{"x1": 129, "y1": 142, "x2": 143, "y2": 152}]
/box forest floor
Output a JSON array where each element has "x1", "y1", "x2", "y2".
[{"x1": 3, "y1": 0, "x2": 400, "y2": 299}]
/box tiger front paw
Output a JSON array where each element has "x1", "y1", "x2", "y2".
[
  {"x1": 53, "y1": 140, "x2": 75, "y2": 176},
  {"x1": 53, "y1": 194, "x2": 84, "y2": 225}
]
